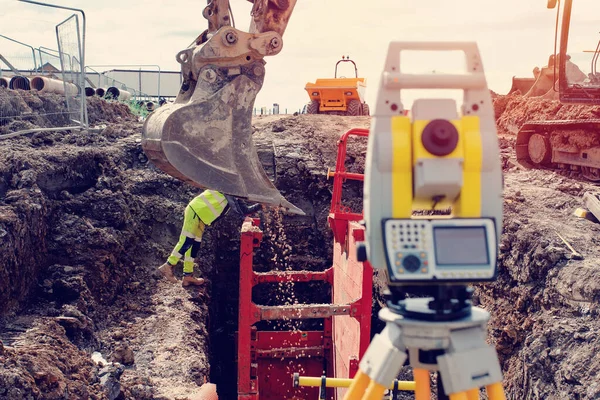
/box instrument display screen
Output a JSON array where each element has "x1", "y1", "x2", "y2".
[{"x1": 433, "y1": 227, "x2": 489, "y2": 266}]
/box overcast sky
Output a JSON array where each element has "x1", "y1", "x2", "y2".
[{"x1": 0, "y1": 0, "x2": 585, "y2": 112}]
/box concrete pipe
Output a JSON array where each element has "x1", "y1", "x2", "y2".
[
  {"x1": 0, "y1": 77, "x2": 8, "y2": 88},
  {"x1": 96, "y1": 88, "x2": 106, "y2": 97},
  {"x1": 31, "y1": 76, "x2": 78, "y2": 96},
  {"x1": 146, "y1": 102, "x2": 156, "y2": 112},
  {"x1": 9, "y1": 76, "x2": 31, "y2": 90},
  {"x1": 85, "y1": 87, "x2": 96, "y2": 97},
  {"x1": 106, "y1": 87, "x2": 132, "y2": 101}
]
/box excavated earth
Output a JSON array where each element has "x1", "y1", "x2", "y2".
[{"x1": 1, "y1": 87, "x2": 600, "y2": 400}]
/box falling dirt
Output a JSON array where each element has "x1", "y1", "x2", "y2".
[{"x1": 3, "y1": 88, "x2": 600, "y2": 399}]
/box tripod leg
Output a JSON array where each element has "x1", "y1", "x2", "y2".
[
  {"x1": 344, "y1": 323, "x2": 407, "y2": 400},
  {"x1": 437, "y1": 371, "x2": 449, "y2": 400},
  {"x1": 485, "y1": 383, "x2": 506, "y2": 400},
  {"x1": 344, "y1": 371, "x2": 370, "y2": 400},
  {"x1": 414, "y1": 369, "x2": 431, "y2": 400},
  {"x1": 363, "y1": 380, "x2": 387, "y2": 400},
  {"x1": 466, "y1": 388, "x2": 479, "y2": 400}
]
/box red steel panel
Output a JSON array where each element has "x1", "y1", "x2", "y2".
[
  {"x1": 238, "y1": 219, "x2": 262, "y2": 399},
  {"x1": 332, "y1": 220, "x2": 373, "y2": 399},
  {"x1": 256, "y1": 331, "x2": 324, "y2": 349},
  {"x1": 327, "y1": 129, "x2": 373, "y2": 400},
  {"x1": 253, "y1": 269, "x2": 332, "y2": 284}
]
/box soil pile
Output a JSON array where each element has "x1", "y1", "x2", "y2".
[
  {"x1": 494, "y1": 92, "x2": 600, "y2": 135},
  {"x1": 0, "y1": 111, "x2": 215, "y2": 398},
  {"x1": 0, "y1": 87, "x2": 136, "y2": 134}
]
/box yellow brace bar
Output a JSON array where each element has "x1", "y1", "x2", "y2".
[{"x1": 294, "y1": 375, "x2": 415, "y2": 391}]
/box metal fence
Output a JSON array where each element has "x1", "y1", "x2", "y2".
[
  {"x1": 56, "y1": 14, "x2": 86, "y2": 127},
  {"x1": 0, "y1": 34, "x2": 37, "y2": 73},
  {"x1": 0, "y1": 13, "x2": 88, "y2": 138}
]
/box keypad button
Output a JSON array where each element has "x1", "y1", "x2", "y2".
[{"x1": 402, "y1": 255, "x2": 421, "y2": 272}]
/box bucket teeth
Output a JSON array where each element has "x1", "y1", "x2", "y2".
[{"x1": 142, "y1": 68, "x2": 304, "y2": 216}]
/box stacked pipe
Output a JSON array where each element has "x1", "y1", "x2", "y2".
[
  {"x1": 96, "y1": 88, "x2": 106, "y2": 97},
  {"x1": 106, "y1": 87, "x2": 131, "y2": 101},
  {"x1": 9, "y1": 76, "x2": 30, "y2": 90},
  {"x1": 30, "y1": 76, "x2": 79, "y2": 96},
  {"x1": 85, "y1": 87, "x2": 96, "y2": 97},
  {"x1": 0, "y1": 77, "x2": 8, "y2": 88}
]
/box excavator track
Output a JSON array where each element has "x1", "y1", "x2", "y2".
[{"x1": 516, "y1": 119, "x2": 600, "y2": 181}]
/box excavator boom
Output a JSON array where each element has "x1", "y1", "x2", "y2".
[{"x1": 142, "y1": 0, "x2": 303, "y2": 214}]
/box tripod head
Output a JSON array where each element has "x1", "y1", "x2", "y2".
[{"x1": 384, "y1": 284, "x2": 474, "y2": 321}]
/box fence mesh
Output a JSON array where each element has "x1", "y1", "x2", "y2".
[
  {"x1": 0, "y1": 14, "x2": 88, "y2": 136},
  {"x1": 37, "y1": 48, "x2": 62, "y2": 76},
  {"x1": 56, "y1": 14, "x2": 86, "y2": 126},
  {"x1": 0, "y1": 36, "x2": 37, "y2": 73}
]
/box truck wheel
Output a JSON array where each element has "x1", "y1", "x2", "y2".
[
  {"x1": 361, "y1": 103, "x2": 370, "y2": 116},
  {"x1": 346, "y1": 100, "x2": 361, "y2": 116},
  {"x1": 306, "y1": 100, "x2": 319, "y2": 114}
]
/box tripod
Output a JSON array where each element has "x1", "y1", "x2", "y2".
[{"x1": 344, "y1": 286, "x2": 506, "y2": 400}]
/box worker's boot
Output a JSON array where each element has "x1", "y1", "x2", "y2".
[
  {"x1": 158, "y1": 263, "x2": 178, "y2": 283},
  {"x1": 182, "y1": 274, "x2": 205, "y2": 287}
]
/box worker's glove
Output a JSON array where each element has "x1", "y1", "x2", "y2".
[{"x1": 245, "y1": 203, "x2": 262, "y2": 215}]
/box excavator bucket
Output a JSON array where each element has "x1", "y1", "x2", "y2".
[
  {"x1": 142, "y1": 73, "x2": 303, "y2": 215},
  {"x1": 141, "y1": 0, "x2": 303, "y2": 215},
  {"x1": 508, "y1": 76, "x2": 536, "y2": 95},
  {"x1": 142, "y1": 66, "x2": 304, "y2": 215}
]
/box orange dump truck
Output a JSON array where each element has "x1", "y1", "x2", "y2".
[{"x1": 304, "y1": 57, "x2": 370, "y2": 116}]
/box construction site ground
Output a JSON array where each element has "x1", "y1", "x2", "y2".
[{"x1": 1, "y1": 87, "x2": 600, "y2": 399}]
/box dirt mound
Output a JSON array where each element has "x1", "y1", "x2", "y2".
[
  {"x1": 0, "y1": 87, "x2": 136, "y2": 134},
  {"x1": 0, "y1": 119, "x2": 214, "y2": 398},
  {"x1": 0, "y1": 318, "x2": 104, "y2": 399},
  {"x1": 475, "y1": 169, "x2": 600, "y2": 399},
  {"x1": 494, "y1": 93, "x2": 600, "y2": 135}
]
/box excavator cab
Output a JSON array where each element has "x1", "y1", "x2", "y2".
[{"x1": 141, "y1": 0, "x2": 304, "y2": 215}]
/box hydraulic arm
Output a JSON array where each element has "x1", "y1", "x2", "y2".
[{"x1": 142, "y1": 0, "x2": 303, "y2": 214}]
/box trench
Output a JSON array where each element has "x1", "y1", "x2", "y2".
[
  {"x1": 207, "y1": 211, "x2": 334, "y2": 399},
  {"x1": 206, "y1": 129, "x2": 355, "y2": 398}
]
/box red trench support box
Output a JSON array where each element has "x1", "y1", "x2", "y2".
[{"x1": 236, "y1": 129, "x2": 373, "y2": 400}]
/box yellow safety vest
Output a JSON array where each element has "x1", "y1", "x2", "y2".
[{"x1": 189, "y1": 190, "x2": 228, "y2": 225}]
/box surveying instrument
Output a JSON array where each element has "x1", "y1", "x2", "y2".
[{"x1": 345, "y1": 42, "x2": 506, "y2": 400}]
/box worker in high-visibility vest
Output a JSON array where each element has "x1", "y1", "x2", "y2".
[{"x1": 158, "y1": 189, "x2": 262, "y2": 286}]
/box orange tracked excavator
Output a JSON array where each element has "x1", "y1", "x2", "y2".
[{"x1": 516, "y1": 0, "x2": 600, "y2": 180}]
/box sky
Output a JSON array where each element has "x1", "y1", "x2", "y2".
[{"x1": 0, "y1": 0, "x2": 583, "y2": 112}]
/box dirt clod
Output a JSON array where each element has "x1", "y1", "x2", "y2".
[{"x1": 112, "y1": 344, "x2": 135, "y2": 366}]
